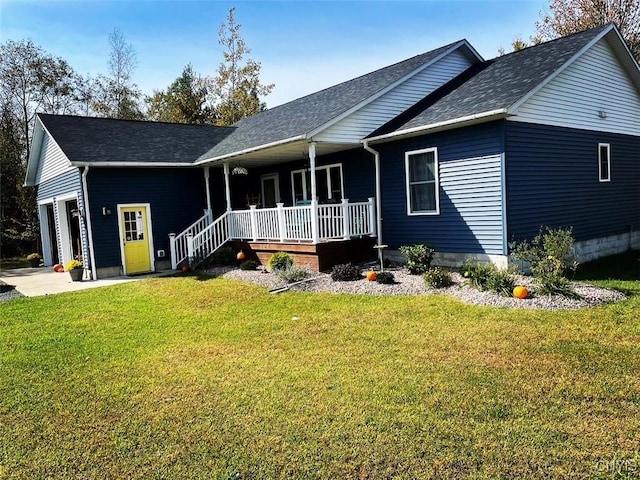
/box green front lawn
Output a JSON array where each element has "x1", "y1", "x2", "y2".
[{"x1": 1, "y1": 255, "x2": 639, "y2": 479}]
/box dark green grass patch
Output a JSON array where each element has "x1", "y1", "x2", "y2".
[{"x1": 0, "y1": 266, "x2": 639, "y2": 478}]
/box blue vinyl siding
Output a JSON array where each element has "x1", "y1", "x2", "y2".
[
  {"x1": 87, "y1": 168, "x2": 207, "y2": 269},
  {"x1": 505, "y1": 121, "x2": 640, "y2": 242},
  {"x1": 376, "y1": 121, "x2": 505, "y2": 254}
]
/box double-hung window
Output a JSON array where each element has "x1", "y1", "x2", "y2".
[
  {"x1": 598, "y1": 143, "x2": 610, "y2": 182},
  {"x1": 405, "y1": 147, "x2": 440, "y2": 215}
]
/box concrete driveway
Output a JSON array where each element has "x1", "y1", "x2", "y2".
[{"x1": 0, "y1": 267, "x2": 178, "y2": 297}]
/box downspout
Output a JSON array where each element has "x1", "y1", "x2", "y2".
[
  {"x1": 204, "y1": 166, "x2": 212, "y2": 217},
  {"x1": 81, "y1": 166, "x2": 98, "y2": 280},
  {"x1": 363, "y1": 140, "x2": 383, "y2": 246}
]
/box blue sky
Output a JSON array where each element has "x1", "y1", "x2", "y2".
[{"x1": 1, "y1": 0, "x2": 548, "y2": 107}]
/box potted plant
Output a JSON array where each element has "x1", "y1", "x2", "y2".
[
  {"x1": 26, "y1": 253, "x2": 41, "y2": 268},
  {"x1": 66, "y1": 259, "x2": 83, "y2": 282}
]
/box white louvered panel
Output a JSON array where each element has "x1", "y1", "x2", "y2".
[
  {"x1": 35, "y1": 133, "x2": 73, "y2": 185},
  {"x1": 514, "y1": 39, "x2": 640, "y2": 136},
  {"x1": 316, "y1": 50, "x2": 473, "y2": 143}
]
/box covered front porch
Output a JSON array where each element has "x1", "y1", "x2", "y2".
[{"x1": 169, "y1": 140, "x2": 382, "y2": 270}]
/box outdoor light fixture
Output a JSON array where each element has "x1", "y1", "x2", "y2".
[
  {"x1": 598, "y1": 110, "x2": 607, "y2": 119},
  {"x1": 102, "y1": 206, "x2": 112, "y2": 216},
  {"x1": 232, "y1": 165, "x2": 248, "y2": 175}
]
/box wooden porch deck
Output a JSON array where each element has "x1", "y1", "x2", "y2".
[{"x1": 229, "y1": 237, "x2": 377, "y2": 272}]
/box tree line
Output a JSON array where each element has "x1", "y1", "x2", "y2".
[{"x1": 0, "y1": 8, "x2": 273, "y2": 257}]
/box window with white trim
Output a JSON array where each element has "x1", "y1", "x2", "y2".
[
  {"x1": 291, "y1": 163, "x2": 344, "y2": 204},
  {"x1": 405, "y1": 147, "x2": 439, "y2": 215},
  {"x1": 598, "y1": 143, "x2": 610, "y2": 182}
]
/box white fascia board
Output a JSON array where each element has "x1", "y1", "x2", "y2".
[
  {"x1": 70, "y1": 161, "x2": 193, "y2": 167},
  {"x1": 194, "y1": 134, "x2": 307, "y2": 165},
  {"x1": 306, "y1": 40, "x2": 484, "y2": 139},
  {"x1": 606, "y1": 26, "x2": 640, "y2": 95},
  {"x1": 365, "y1": 109, "x2": 509, "y2": 144},
  {"x1": 508, "y1": 24, "x2": 615, "y2": 115},
  {"x1": 24, "y1": 116, "x2": 73, "y2": 187}
]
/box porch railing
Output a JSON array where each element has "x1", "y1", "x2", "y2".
[
  {"x1": 170, "y1": 198, "x2": 376, "y2": 267},
  {"x1": 169, "y1": 210, "x2": 212, "y2": 269}
]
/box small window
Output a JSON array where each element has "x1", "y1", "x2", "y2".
[
  {"x1": 405, "y1": 147, "x2": 439, "y2": 215},
  {"x1": 598, "y1": 143, "x2": 610, "y2": 182}
]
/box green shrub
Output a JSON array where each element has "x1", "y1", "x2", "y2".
[
  {"x1": 268, "y1": 252, "x2": 293, "y2": 272},
  {"x1": 535, "y1": 274, "x2": 581, "y2": 299},
  {"x1": 511, "y1": 226, "x2": 578, "y2": 278},
  {"x1": 331, "y1": 263, "x2": 361, "y2": 281},
  {"x1": 375, "y1": 271, "x2": 395, "y2": 284},
  {"x1": 462, "y1": 260, "x2": 495, "y2": 291},
  {"x1": 485, "y1": 268, "x2": 516, "y2": 296},
  {"x1": 399, "y1": 243, "x2": 435, "y2": 274},
  {"x1": 240, "y1": 260, "x2": 259, "y2": 271},
  {"x1": 209, "y1": 246, "x2": 236, "y2": 266},
  {"x1": 276, "y1": 265, "x2": 309, "y2": 284},
  {"x1": 423, "y1": 267, "x2": 452, "y2": 289}
]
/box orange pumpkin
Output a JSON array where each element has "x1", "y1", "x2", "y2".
[
  {"x1": 181, "y1": 265, "x2": 190, "y2": 272},
  {"x1": 236, "y1": 251, "x2": 246, "y2": 261},
  {"x1": 513, "y1": 286, "x2": 529, "y2": 299},
  {"x1": 53, "y1": 264, "x2": 64, "y2": 273},
  {"x1": 366, "y1": 270, "x2": 378, "y2": 281}
]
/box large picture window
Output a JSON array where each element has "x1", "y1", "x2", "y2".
[
  {"x1": 291, "y1": 163, "x2": 344, "y2": 204},
  {"x1": 405, "y1": 147, "x2": 439, "y2": 215},
  {"x1": 598, "y1": 143, "x2": 610, "y2": 182}
]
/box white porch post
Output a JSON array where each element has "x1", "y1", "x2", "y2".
[
  {"x1": 277, "y1": 202, "x2": 286, "y2": 242},
  {"x1": 186, "y1": 233, "x2": 194, "y2": 264},
  {"x1": 309, "y1": 142, "x2": 319, "y2": 243},
  {"x1": 250, "y1": 205, "x2": 258, "y2": 242},
  {"x1": 341, "y1": 198, "x2": 350, "y2": 240},
  {"x1": 368, "y1": 197, "x2": 377, "y2": 237},
  {"x1": 204, "y1": 166, "x2": 212, "y2": 216},
  {"x1": 169, "y1": 233, "x2": 177, "y2": 269},
  {"x1": 223, "y1": 163, "x2": 232, "y2": 212}
]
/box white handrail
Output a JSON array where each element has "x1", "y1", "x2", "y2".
[
  {"x1": 169, "y1": 211, "x2": 212, "y2": 269},
  {"x1": 190, "y1": 211, "x2": 231, "y2": 262}
]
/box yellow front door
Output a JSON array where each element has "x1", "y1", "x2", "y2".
[{"x1": 120, "y1": 206, "x2": 152, "y2": 274}]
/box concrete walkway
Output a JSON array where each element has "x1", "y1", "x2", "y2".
[{"x1": 0, "y1": 267, "x2": 178, "y2": 297}]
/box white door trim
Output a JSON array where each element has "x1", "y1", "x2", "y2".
[
  {"x1": 55, "y1": 193, "x2": 80, "y2": 268},
  {"x1": 116, "y1": 203, "x2": 155, "y2": 276},
  {"x1": 261, "y1": 173, "x2": 280, "y2": 207}
]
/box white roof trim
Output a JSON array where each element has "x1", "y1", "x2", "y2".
[
  {"x1": 306, "y1": 40, "x2": 484, "y2": 139},
  {"x1": 365, "y1": 109, "x2": 509, "y2": 143},
  {"x1": 508, "y1": 24, "x2": 615, "y2": 114},
  {"x1": 195, "y1": 134, "x2": 307, "y2": 165},
  {"x1": 24, "y1": 116, "x2": 73, "y2": 187}
]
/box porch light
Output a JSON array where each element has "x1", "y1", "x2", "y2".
[{"x1": 232, "y1": 165, "x2": 248, "y2": 175}]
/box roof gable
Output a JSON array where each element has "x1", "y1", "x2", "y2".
[
  {"x1": 197, "y1": 40, "x2": 483, "y2": 162},
  {"x1": 368, "y1": 24, "x2": 619, "y2": 142}
]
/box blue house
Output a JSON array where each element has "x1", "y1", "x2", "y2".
[{"x1": 26, "y1": 24, "x2": 640, "y2": 279}]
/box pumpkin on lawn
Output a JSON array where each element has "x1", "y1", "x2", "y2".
[
  {"x1": 513, "y1": 285, "x2": 529, "y2": 299},
  {"x1": 237, "y1": 250, "x2": 246, "y2": 261},
  {"x1": 366, "y1": 270, "x2": 378, "y2": 282}
]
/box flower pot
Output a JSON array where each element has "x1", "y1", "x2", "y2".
[
  {"x1": 28, "y1": 258, "x2": 40, "y2": 267},
  {"x1": 68, "y1": 269, "x2": 83, "y2": 282}
]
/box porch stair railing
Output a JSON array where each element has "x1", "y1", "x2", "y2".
[
  {"x1": 168, "y1": 210, "x2": 212, "y2": 269},
  {"x1": 170, "y1": 198, "x2": 376, "y2": 268}
]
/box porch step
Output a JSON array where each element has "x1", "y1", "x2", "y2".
[{"x1": 229, "y1": 238, "x2": 376, "y2": 272}]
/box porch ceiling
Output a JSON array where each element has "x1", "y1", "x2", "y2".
[{"x1": 204, "y1": 140, "x2": 361, "y2": 168}]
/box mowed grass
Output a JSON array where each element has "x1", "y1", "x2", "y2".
[{"x1": 1, "y1": 254, "x2": 640, "y2": 479}]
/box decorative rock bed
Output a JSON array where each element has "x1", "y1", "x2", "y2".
[{"x1": 206, "y1": 266, "x2": 626, "y2": 310}]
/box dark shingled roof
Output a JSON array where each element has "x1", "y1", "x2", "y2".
[
  {"x1": 198, "y1": 40, "x2": 471, "y2": 161},
  {"x1": 38, "y1": 114, "x2": 235, "y2": 164},
  {"x1": 368, "y1": 24, "x2": 610, "y2": 138}
]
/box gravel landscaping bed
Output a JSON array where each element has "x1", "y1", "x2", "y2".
[
  {"x1": 0, "y1": 281, "x2": 23, "y2": 303},
  {"x1": 205, "y1": 266, "x2": 626, "y2": 310}
]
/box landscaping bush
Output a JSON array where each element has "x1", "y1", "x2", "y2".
[
  {"x1": 462, "y1": 260, "x2": 495, "y2": 291},
  {"x1": 375, "y1": 271, "x2": 395, "y2": 284},
  {"x1": 268, "y1": 252, "x2": 293, "y2": 272},
  {"x1": 331, "y1": 263, "x2": 361, "y2": 281},
  {"x1": 485, "y1": 268, "x2": 516, "y2": 297},
  {"x1": 511, "y1": 226, "x2": 578, "y2": 278},
  {"x1": 423, "y1": 267, "x2": 452, "y2": 289},
  {"x1": 536, "y1": 274, "x2": 581, "y2": 299},
  {"x1": 399, "y1": 243, "x2": 435, "y2": 274},
  {"x1": 276, "y1": 265, "x2": 309, "y2": 284},
  {"x1": 240, "y1": 260, "x2": 259, "y2": 271}
]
